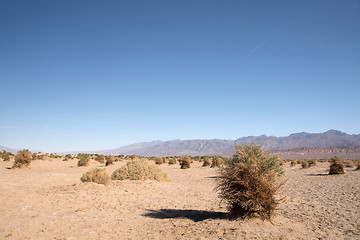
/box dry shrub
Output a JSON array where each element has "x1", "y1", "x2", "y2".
[
  {"x1": 3, "y1": 154, "x2": 10, "y2": 162},
  {"x1": 296, "y1": 159, "x2": 302, "y2": 164},
  {"x1": 12, "y1": 149, "x2": 32, "y2": 169},
  {"x1": 105, "y1": 155, "x2": 114, "y2": 166},
  {"x1": 180, "y1": 157, "x2": 191, "y2": 169},
  {"x1": 202, "y1": 158, "x2": 211, "y2": 167},
  {"x1": 77, "y1": 155, "x2": 90, "y2": 167},
  {"x1": 111, "y1": 159, "x2": 170, "y2": 182},
  {"x1": 168, "y1": 158, "x2": 177, "y2": 165},
  {"x1": 301, "y1": 161, "x2": 309, "y2": 168},
  {"x1": 308, "y1": 159, "x2": 317, "y2": 167},
  {"x1": 80, "y1": 168, "x2": 111, "y2": 185},
  {"x1": 32, "y1": 153, "x2": 37, "y2": 160},
  {"x1": 355, "y1": 162, "x2": 360, "y2": 171},
  {"x1": 211, "y1": 158, "x2": 223, "y2": 168},
  {"x1": 290, "y1": 161, "x2": 296, "y2": 167},
  {"x1": 329, "y1": 156, "x2": 345, "y2": 175},
  {"x1": 344, "y1": 160, "x2": 355, "y2": 168},
  {"x1": 154, "y1": 157, "x2": 164, "y2": 165},
  {"x1": 95, "y1": 155, "x2": 105, "y2": 163},
  {"x1": 216, "y1": 144, "x2": 283, "y2": 220}
]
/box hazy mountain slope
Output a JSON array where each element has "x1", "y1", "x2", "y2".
[
  {"x1": 0, "y1": 145, "x2": 18, "y2": 153},
  {"x1": 94, "y1": 130, "x2": 360, "y2": 156},
  {"x1": 235, "y1": 130, "x2": 360, "y2": 150}
]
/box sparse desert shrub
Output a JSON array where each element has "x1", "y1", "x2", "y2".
[
  {"x1": 211, "y1": 158, "x2": 223, "y2": 168},
  {"x1": 308, "y1": 159, "x2": 317, "y2": 167},
  {"x1": 168, "y1": 158, "x2": 177, "y2": 165},
  {"x1": 80, "y1": 168, "x2": 111, "y2": 185},
  {"x1": 32, "y1": 153, "x2": 37, "y2": 160},
  {"x1": 111, "y1": 159, "x2": 170, "y2": 182},
  {"x1": 290, "y1": 161, "x2": 296, "y2": 167},
  {"x1": 95, "y1": 155, "x2": 106, "y2": 163},
  {"x1": 180, "y1": 157, "x2": 191, "y2": 169},
  {"x1": 202, "y1": 158, "x2": 211, "y2": 167},
  {"x1": 344, "y1": 160, "x2": 355, "y2": 168},
  {"x1": 355, "y1": 162, "x2": 360, "y2": 171},
  {"x1": 329, "y1": 156, "x2": 345, "y2": 175},
  {"x1": 12, "y1": 149, "x2": 32, "y2": 169},
  {"x1": 37, "y1": 154, "x2": 44, "y2": 160},
  {"x1": 77, "y1": 154, "x2": 90, "y2": 167},
  {"x1": 3, "y1": 154, "x2": 10, "y2": 162},
  {"x1": 105, "y1": 155, "x2": 114, "y2": 166},
  {"x1": 216, "y1": 144, "x2": 283, "y2": 220},
  {"x1": 296, "y1": 159, "x2": 302, "y2": 164},
  {"x1": 301, "y1": 161, "x2": 309, "y2": 168},
  {"x1": 154, "y1": 157, "x2": 164, "y2": 165}
]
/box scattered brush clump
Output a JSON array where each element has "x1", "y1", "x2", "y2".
[
  {"x1": 154, "y1": 157, "x2": 164, "y2": 165},
  {"x1": 290, "y1": 161, "x2": 296, "y2": 167},
  {"x1": 12, "y1": 149, "x2": 33, "y2": 169},
  {"x1": 344, "y1": 160, "x2": 355, "y2": 168},
  {"x1": 211, "y1": 157, "x2": 223, "y2": 168},
  {"x1": 168, "y1": 158, "x2": 177, "y2": 165},
  {"x1": 95, "y1": 155, "x2": 105, "y2": 163},
  {"x1": 105, "y1": 155, "x2": 114, "y2": 166},
  {"x1": 355, "y1": 161, "x2": 360, "y2": 171},
  {"x1": 3, "y1": 154, "x2": 11, "y2": 162},
  {"x1": 77, "y1": 154, "x2": 90, "y2": 167},
  {"x1": 202, "y1": 158, "x2": 211, "y2": 167},
  {"x1": 216, "y1": 144, "x2": 283, "y2": 220},
  {"x1": 329, "y1": 156, "x2": 345, "y2": 175},
  {"x1": 80, "y1": 168, "x2": 111, "y2": 185},
  {"x1": 301, "y1": 161, "x2": 309, "y2": 169},
  {"x1": 180, "y1": 157, "x2": 191, "y2": 169},
  {"x1": 111, "y1": 158, "x2": 170, "y2": 182},
  {"x1": 308, "y1": 159, "x2": 317, "y2": 167}
]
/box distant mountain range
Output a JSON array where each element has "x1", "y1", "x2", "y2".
[
  {"x1": 0, "y1": 146, "x2": 18, "y2": 153},
  {"x1": 2, "y1": 130, "x2": 360, "y2": 158},
  {"x1": 92, "y1": 130, "x2": 360, "y2": 157}
]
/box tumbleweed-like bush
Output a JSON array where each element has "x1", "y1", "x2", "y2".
[
  {"x1": 211, "y1": 157, "x2": 223, "y2": 168},
  {"x1": 12, "y1": 149, "x2": 33, "y2": 169},
  {"x1": 80, "y1": 168, "x2": 111, "y2": 185},
  {"x1": 77, "y1": 154, "x2": 90, "y2": 167},
  {"x1": 111, "y1": 159, "x2": 170, "y2": 182},
  {"x1": 329, "y1": 156, "x2": 344, "y2": 175},
  {"x1": 355, "y1": 161, "x2": 360, "y2": 171},
  {"x1": 180, "y1": 157, "x2": 191, "y2": 169},
  {"x1": 202, "y1": 158, "x2": 211, "y2": 167},
  {"x1": 95, "y1": 155, "x2": 105, "y2": 163},
  {"x1": 105, "y1": 155, "x2": 114, "y2": 166},
  {"x1": 216, "y1": 144, "x2": 283, "y2": 220}
]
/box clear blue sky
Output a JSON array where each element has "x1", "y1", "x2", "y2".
[{"x1": 1, "y1": 0, "x2": 359, "y2": 153}]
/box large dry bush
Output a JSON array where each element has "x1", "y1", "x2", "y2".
[
  {"x1": 216, "y1": 144, "x2": 283, "y2": 220},
  {"x1": 329, "y1": 156, "x2": 345, "y2": 175},
  {"x1": 154, "y1": 157, "x2": 164, "y2": 165},
  {"x1": 12, "y1": 149, "x2": 32, "y2": 169},
  {"x1": 80, "y1": 168, "x2": 111, "y2": 185},
  {"x1": 111, "y1": 159, "x2": 170, "y2": 182}
]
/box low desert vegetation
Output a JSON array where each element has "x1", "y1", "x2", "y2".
[
  {"x1": 202, "y1": 158, "x2": 211, "y2": 167},
  {"x1": 355, "y1": 161, "x2": 360, "y2": 171},
  {"x1": 168, "y1": 158, "x2": 177, "y2": 165},
  {"x1": 180, "y1": 157, "x2": 191, "y2": 169},
  {"x1": 154, "y1": 157, "x2": 164, "y2": 165},
  {"x1": 77, "y1": 154, "x2": 90, "y2": 167},
  {"x1": 343, "y1": 160, "x2": 355, "y2": 168},
  {"x1": 290, "y1": 160, "x2": 296, "y2": 167},
  {"x1": 95, "y1": 155, "x2": 105, "y2": 163},
  {"x1": 211, "y1": 157, "x2": 223, "y2": 168},
  {"x1": 12, "y1": 149, "x2": 33, "y2": 169},
  {"x1": 105, "y1": 155, "x2": 114, "y2": 166},
  {"x1": 111, "y1": 158, "x2": 170, "y2": 182},
  {"x1": 329, "y1": 156, "x2": 345, "y2": 175},
  {"x1": 80, "y1": 168, "x2": 111, "y2": 185},
  {"x1": 216, "y1": 144, "x2": 283, "y2": 220}
]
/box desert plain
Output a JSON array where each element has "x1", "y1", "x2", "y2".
[{"x1": 0, "y1": 158, "x2": 359, "y2": 240}]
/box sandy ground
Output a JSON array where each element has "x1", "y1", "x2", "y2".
[{"x1": 0, "y1": 158, "x2": 359, "y2": 240}]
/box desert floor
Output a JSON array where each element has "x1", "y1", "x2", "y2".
[{"x1": 0, "y1": 159, "x2": 359, "y2": 240}]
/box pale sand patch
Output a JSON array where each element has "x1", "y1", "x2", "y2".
[{"x1": 0, "y1": 159, "x2": 359, "y2": 239}]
